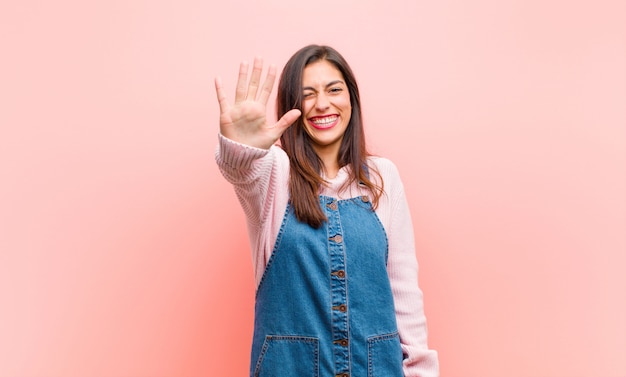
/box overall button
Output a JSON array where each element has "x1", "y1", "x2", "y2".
[
  {"x1": 333, "y1": 304, "x2": 347, "y2": 312},
  {"x1": 361, "y1": 195, "x2": 370, "y2": 202},
  {"x1": 327, "y1": 201, "x2": 338, "y2": 211},
  {"x1": 333, "y1": 339, "x2": 349, "y2": 347},
  {"x1": 331, "y1": 270, "x2": 346, "y2": 278},
  {"x1": 329, "y1": 234, "x2": 343, "y2": 243},
  {"x1": 336, "y1": 374, "x2": 349, "y2": 377}
]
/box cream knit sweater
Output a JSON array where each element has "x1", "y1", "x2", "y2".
[{"x1": 215, "y1": 133, "x2": 439, "y2": 377}]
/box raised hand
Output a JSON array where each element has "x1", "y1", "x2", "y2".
[{"x1": 215, "y1": 57, "x2": 301, "y2": 150}]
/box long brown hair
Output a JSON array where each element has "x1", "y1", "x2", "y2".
[{"x1": 277, "y1": 45, "x2": 383, "y2": 228}]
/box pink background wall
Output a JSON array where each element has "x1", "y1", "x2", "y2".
[{"x1": 1, "y1": 0, "x2": 625, "y2": 376}]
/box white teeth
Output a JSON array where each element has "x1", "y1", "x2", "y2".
[{"x1": 311, "y1": 115, "x2": 337, "y2": 125}]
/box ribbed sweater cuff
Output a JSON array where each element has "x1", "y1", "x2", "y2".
[{"x1": 217, "y1": 133, "x2": 270, "y2": 170}]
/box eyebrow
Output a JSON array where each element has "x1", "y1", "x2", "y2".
[{"x1": 302, "y1": 80, "x2": 345, "y2": 91}]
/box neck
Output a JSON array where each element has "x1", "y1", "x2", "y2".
[
  {"x1": 315, "y1": 148, "x2": 341, "y2": 179},
  {"x1": 322, "y1": 161, "x2": 340, "y2": 179}
]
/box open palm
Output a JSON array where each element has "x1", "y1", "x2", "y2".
[{"x1": 215, "y1": 58, "x2": 301, "y2": 150}]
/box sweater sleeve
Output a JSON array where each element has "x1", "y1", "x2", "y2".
[
  {"x1": 380, "y1": 160, "x2": 440, "y2": 377},
  {"x1": 214, "y1": 133, "x2": 290, "y2": 283}
]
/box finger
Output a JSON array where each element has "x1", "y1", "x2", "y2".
[
  {"x1": 214, "y1": 76, "x2": 230, "y2": 115},
  {"x1": 258, "y1": 64, "x2": 277, "y2": 105},
  {"x1": 273, "y1": 109, "x2": 302, "y2": 135},
  {"x1": 246, "y1": 57, "x2": 263, "y2": 101},
  {"x1": 234, "y1": 61, "x2": 249, "y2": 103}
]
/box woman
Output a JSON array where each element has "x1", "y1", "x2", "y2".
[{"x1": 215, "y1": 45, "x2": 439, "y2": 377}]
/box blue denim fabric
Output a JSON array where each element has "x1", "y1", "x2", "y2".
[{"x1": 251, "y1": 195, "x2": 403, "y2": 377}]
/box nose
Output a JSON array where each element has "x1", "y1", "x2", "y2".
[{"x1": 315, "y1": 92, "x2": 330, "y2": 111}]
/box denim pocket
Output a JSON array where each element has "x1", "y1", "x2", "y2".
[
  {"x1": 253, "y1": 335, "x2": 319, "y2": 377},
  {"x1": 367, "y1": 332, "x2": 403, "y2": 377}
]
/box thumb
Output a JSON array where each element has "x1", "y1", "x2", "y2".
[{"x1": 274, "y1": 109, "x2": 301, "y2": 134}]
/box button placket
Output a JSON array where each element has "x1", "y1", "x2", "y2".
[{"x1": 324, "y1": 197, "x2": 350, "y2": 375}]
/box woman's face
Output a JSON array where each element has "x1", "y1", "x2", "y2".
[{"x1": 301, "y1": 60, "x2": 352, "y2": 158}]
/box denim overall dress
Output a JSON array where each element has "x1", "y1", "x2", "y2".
[{"x1": 251, "y1": 194, "x2": 404, "y2": 377}]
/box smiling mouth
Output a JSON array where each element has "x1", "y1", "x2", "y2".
[{"x1": 308, "y1": 115, "x2": 338, "y2": 130}]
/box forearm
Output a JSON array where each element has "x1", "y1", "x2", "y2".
[{"x1": 215, "y1": 133, "x2": 285, "y2": 226}]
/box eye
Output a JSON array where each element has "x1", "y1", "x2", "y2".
[
  {"x1": 303, "y1": 91, "x2": 315, "y2": 98},
  {"x1": 329, "y1": 87, "x2": 343, "y2": 94}
]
